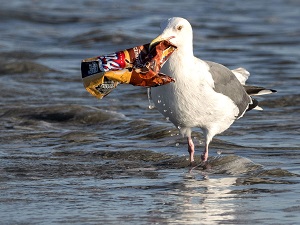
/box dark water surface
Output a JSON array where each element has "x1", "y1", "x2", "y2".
[{"x1": 1, "y1": 0, "x2": 300, "y2": 224}]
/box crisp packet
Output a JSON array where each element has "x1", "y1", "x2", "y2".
[{"x1": 81, "y1": 40, "x2": 176, "y2": 99}]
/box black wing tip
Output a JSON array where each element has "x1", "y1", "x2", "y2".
[{"x1": 247, "y1": 97, "x2": 259, "y2": 111}]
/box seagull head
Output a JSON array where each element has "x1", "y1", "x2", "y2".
[{"x1": 150, "y1": 17, "x2": 193, "y2": 53}]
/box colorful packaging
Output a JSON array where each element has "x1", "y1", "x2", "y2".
[{"x1": 81, "y1": 40, "x2": 176, "y2": 99}]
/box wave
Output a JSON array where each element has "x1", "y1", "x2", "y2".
[
  {"x1": 0, "y1": 61, "x2": 55, "y2": 75},
  {"x1": 260, "y1": 94, "x2": 300, "y2": 108},
  {"x1": 1, "y1": 104, "x2": 126, "y2": 128}
]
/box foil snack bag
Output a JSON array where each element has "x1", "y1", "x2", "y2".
[{"x1": 81, "y1": 40, "x2": 176, "y2": 99}]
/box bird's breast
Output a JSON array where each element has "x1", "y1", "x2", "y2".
[
  {"x1": 151, "y1": 53, "x2": 238, "y2": 132},
  {"x1": 151, "y1": 75, "x2": 238, "y2": 131}
]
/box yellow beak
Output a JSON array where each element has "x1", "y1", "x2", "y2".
[{"x1": 149, "y1": 35, "x2": 165, "y2": 51}]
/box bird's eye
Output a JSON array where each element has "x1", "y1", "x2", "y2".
[{"x1": 177, "y1": 25, "x2": 183, "y2": 31}]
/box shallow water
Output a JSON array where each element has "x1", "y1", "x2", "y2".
[{"x1": 0, "y1": 0, "x2": 300, "y2": 224}]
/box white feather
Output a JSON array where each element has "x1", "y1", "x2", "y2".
[
  {"x1": 254, "y1": 89, "x2": 275, "y2": 96},
  {"x1": 231, "y1": 67, "x2": 250, "y2": 85},
  {"x1": 253, "y1": 106, "x2": 263, "y2": 110}
]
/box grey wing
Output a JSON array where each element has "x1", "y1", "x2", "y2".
[{"x1": 205, "y1": 61, "x2": 252, "y2": 118}]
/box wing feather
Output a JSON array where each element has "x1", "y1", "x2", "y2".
[{"x1": 205, "y1": 61, "x2": 251, "y2": 118}]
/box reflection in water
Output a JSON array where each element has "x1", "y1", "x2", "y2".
[{"x1": 167, "y1": 175, "x2": 238, "y2": 224}]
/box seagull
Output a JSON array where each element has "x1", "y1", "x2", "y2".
[{"x1": 149, "y1": 17, "x2": 276, "y2": 164}]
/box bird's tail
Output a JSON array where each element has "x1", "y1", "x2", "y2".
[{"x1": 244, "y1": 85, "x2": 277, "y2": 111}]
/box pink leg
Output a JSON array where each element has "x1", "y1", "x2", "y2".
[
  {"x1": 201, "y1": 143, "x2": 209, "y2": 162},
  {"x1": 187, "y1": 137, "x2": 195, "y2": 163}
]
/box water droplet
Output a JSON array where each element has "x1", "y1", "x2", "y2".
[
  {"x1": 148, "y1": 105, "x2": 155, "y2": 109},
  {"x1": 217, "y1": 150, "x2": 222, "y2": 155},
  {"x1": 157, "y1": 100, "x2": 161, "y2": 104},
  {"x1": 163, "y1": 109, "x2": 167, "y2": 112},
  {"x1": 147, "y1": 88, "x2": 155, "y2": 109},
  {"x1": 177, "y1": 126, "x2": 181, "y2": 130},
  {"x1": 166, "y1": 117, "x2": 169, "y2": 121},
  {"x1": 175, "y1": 143, "x2": 180, "y2": 147}
]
